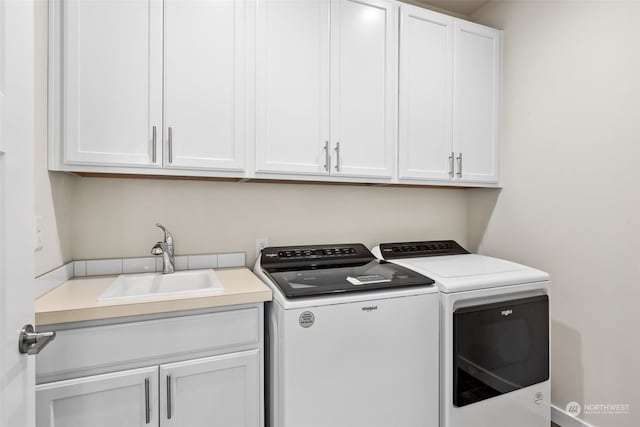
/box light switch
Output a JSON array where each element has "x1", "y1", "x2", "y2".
[{"x1": 35, "y1": 216, "x2": 44, "y2": 251}]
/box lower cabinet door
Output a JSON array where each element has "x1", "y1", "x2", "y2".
[
  {"x1": 160, "y1": 350, "x2": 260, "y2": 427},
  {"x1": 36, "y1": 366, "x2": 159, "y2": 427}
]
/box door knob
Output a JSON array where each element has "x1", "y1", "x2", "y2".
[{"x1": 18, "y1": 324, "x2": 56, "y2": 355}]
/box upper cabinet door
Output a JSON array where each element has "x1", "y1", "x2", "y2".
[
  {"x1": 59, "y1": 0, "x2": 163, "y2": 167},
  {"x1": 453, "y1": 20, "x2": 501, "y2": 184},
  {"x1": 164, "y1": 0, "x2": 246, "y2": 172},
  {"x1": 330, "y1": 0, "x2": 397, "y2": 179},
  {"x1": 398, "y1": 6, "x2": 453, "y2": 181},
  {"x1": 255, "y1": 0, "x2": 330, "y2": 175}
]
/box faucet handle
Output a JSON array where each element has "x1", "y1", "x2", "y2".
[
  {"x1": 151, "y1": 242, "x2": 164, "y2": 256},
  {"x1": 156, "y1": 223, "x2": 174, "y2": 246}
]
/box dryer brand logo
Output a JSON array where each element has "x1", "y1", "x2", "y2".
[
  {"x1": 362, "y1": 306, "x2": 378, "y2": 312},
  {"x1": 501, "y1": 309, "x2": 513, "y2": 317}
]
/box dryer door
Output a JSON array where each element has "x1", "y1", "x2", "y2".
[{"x1": 453, "y1": 295, "x2": 549, "y2": 407}]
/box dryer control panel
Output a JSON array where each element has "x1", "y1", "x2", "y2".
[{"x1": 379, "y1": 240, "x2": 469, "y2": 259}]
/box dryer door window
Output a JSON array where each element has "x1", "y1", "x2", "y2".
[{"x1": 453, "y1": 295, "x2": 549, "y2": 407}]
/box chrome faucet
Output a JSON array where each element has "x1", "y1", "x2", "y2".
[{"x1": 151, "y1": 223, "x2": 175, "y2": 274}]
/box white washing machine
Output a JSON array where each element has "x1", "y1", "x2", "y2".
[
  {"x1": 254, "y1": 243, "x2": 440, "y2": 427},
  {"x1": 372, "y1": 240, "x2": 550, "y2": 427}
]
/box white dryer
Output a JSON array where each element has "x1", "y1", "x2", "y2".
[{"x1": 372, "y1": 240, "x2": 550, "y2": 427}]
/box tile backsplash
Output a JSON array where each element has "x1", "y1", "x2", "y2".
[
  {"x1": 123, "y1": 257, "x2": 157, "y2": 274},
  {"x1": 35, "y1": 262, "x2": 74, "y2": 298},
  {"x1": 36, "y1": 252, "x2": 247, "y2": 297},
  {"x1": 85, "y1": 259, "x2": 124, "y2": 276},
  {"x1": 187, "y1": 254, "x2": 219, "y2": 270}
]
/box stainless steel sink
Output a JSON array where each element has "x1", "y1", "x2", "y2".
[{"x1": 98, "y1": 269, "x2": 223, "y2": 301}]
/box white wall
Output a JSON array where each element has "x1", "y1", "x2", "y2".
[
  {"x1": 470, "y1": 2, "x2": 640, "y2": 426},
  {"x1": 70, "y1": 177, "x2": 468, "y2": 267},
  {"x1": 34, "y1": 0, "x2": 74, "y2": 276}
]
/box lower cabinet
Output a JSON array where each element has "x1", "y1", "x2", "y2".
[
  {"x1": 160, "y1": 351, "x2": 259, "y2": 427},
  {"x1": 35, "y1": 306, "x2": 264, "y2": 427},
  {"x1": 36, "y1": 366, "x2": 159, "y2": 427},
  {"x1": 37, "y1": 351, "x2": 259, "y2": 427}
]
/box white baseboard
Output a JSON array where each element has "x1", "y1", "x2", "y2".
[{"x1": 552, "y1": 404, "x2": 596, "y2": 427}]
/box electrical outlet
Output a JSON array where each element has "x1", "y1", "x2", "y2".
[
  {"x1": 256, "y1": 238, "x2": 269, "y2": 258},
  {"x1": 35, "y1": 216, "x2": 44, "y2": 251}
]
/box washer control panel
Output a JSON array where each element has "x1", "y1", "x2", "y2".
[
  {"x1": 276, "y1": 247, "x2": 357, "y2": 259},
  {"x1": 261, "y1": 243, "x2": 373, "y2": 269}
]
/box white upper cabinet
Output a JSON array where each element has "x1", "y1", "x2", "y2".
[
  {"x1": 163, "y1": 0, "x2": 246, "y2": 171},
  {"x1": 453, "y1": 20, "x2": 501, "y2": 184},
  {"x1": 330, "y1": 0, "x2": 397, "y2": 178},
  {"x1": 255, "y1": 0, "x2": 397, "y2": 179},
  {"x1": 397, "y1": 8, "x2": 501, "y2": 186},
  {"x1": 49, "y1": 0, "x2": 500, "y2": 186},
  {"x1": 398, "y1": 5, "x2": 453, "y2": 181},
  {"x1": 255, "y1": 0, "x2": 330, "y2": 175},
  {"x1": 50, "y1": 0, "x2": 246, "y2": 174},
  {"x1": 53, "y1": 0, "x2": 163, "y2": 168}
]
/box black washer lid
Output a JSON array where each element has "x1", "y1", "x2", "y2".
[
  {"x1": 379, "y1": 240, "x2": 469, "y2": 260},
  {"x1": 260, "y1": 243, "x2": 435, "y2": 298}
]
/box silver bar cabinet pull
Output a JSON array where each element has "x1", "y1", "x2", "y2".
[
  {"x1": 152, "y1": 126, "x2": 157, "y2": 163},
  {"x1": 456, "y1": 153, "x2": 463, "y2": 178},
  {"x1": 167, "y1": 375, "x2": 172, "y2": 419},
  {"x1": 324, "y1": 141, "x2": 330, "y2": 171},
  {"x1": 144, "y1": 378, "x2": 151, "y2": 424},
  {"x1": 448, "y1": 152, "x2": 454, "y2": 177},
  {"x1": 334, "y1": 142, "x2": 341, "y2": 172},
  {"x1": 168, "y1": 127, "x2": 173, "y2": 164}
]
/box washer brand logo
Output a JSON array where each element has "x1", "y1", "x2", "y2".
[
  {"x1": 362, "y1": 306, "x2": 378, "y2": 312},
  {"x1": 566, "y1": 401, "x2": 582, "y2": 417},
  {"x1": 534, "y1": 392, "x2": 544, "y2": 405},
  {"x1": 501, "y1": 309, "x2": 513, "y2": 317},
  {"x1": 299, "y1": 311, "x2": 315, "y2": 328}
]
